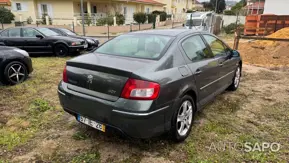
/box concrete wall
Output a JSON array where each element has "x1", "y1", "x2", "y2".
[
  {"x1": 221, "y1": 15, "x2": 246, "y2": 26},
  {"x1": 264, "y1": 0, "x2": 289, "y2": 15}
]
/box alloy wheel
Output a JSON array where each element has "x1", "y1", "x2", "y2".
[
  {"x1": 8, "y1": 64, "x2": 26, "y2": 84},
  {"x1": 177, "y1": 100, "x2": 193, "y2": 136},
  {"x1": 234, "y1": 67, "x2": 241, "y2": 88}
]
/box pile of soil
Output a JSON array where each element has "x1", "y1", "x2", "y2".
[{"x1": 238, "y1": 28, "x2": 289, "y2": 67}]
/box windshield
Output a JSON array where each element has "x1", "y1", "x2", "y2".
[
  {"x1": 186, "y1": 19, "x2": 202, "y2": 26},
  {"x1": 95, "y1": 34, "x2": 172, "y2": 59},
  {"x1": 37, "y1": 28, "x2": 59, "y2": 36},
  {"x1": 61, "y1": 28, "x2": 77, "y2": 36}
]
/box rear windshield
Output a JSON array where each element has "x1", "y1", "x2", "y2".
[{"x1": 95, "y1": 34, "x2": 172, "y2": 59}]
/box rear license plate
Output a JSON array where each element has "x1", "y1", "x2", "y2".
[{"x1": 77, "y1": 115, "x2": 105, "y2": 132}]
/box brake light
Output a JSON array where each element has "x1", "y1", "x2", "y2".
[
  {"x1": 121, "y1": 79, "x2": 160, "y2": 100},
  {"x1": 63, "y1": 66, "x2": 68, "y2": 83}
]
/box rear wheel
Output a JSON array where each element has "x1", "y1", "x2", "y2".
[
  {"x1": 171, "y1": 95, "x2": 195, "y2": 142},
  {"x1": 54, "y1": 44, "x2": 69, "y2": 57},
  {"x1": 3, "y1": 61, "x2": 28, "y2": 85}
]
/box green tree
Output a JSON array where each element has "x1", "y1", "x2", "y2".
[
  {"x1": 0, "y1": 7, "x2": 15, "y2": 29},
  {"x1": 133, "y1": 12, "x2": 147, "y2": 30},
  {"x1": 210, "y1": 0, "x2": 226, "y2": 13}
]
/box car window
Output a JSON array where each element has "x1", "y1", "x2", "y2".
[
  {"x1": 37, "y1": 28, "x2": 59, "y2": 36},
  {"x1": 0, "y1": 30, "x2": 8, "y2": 37},
  {"x1": 203, "y1": 35, "x2": 227, "y2": 57},
  {"x1": 95, "y1": 34, "x2": 172, "y2": 59},
  {"x1": 23, "y1": 28, "x2": 41, "y2": 37},
  {"x1": 8, "y1": 28, "x2": 21, "y2": 37},
  {"x1": 61, "y1": 28, "x2": 76, "y2": 36},
  {"x1": 49, "y1": 28, "x2": 63, "y2": 35},
  {"x1": 181, "y1": 35, "x2": 211, "y2": 61}
]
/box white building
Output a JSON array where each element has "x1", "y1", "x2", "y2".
[{"x1": 263, "y1": 0, "x2": 289, "y2": 15}]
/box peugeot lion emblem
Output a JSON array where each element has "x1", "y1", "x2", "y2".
[{"x1": 87, "y1": 75, "x2": 93, "y2": 84}]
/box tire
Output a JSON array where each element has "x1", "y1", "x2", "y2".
[
  {"x1": 171, "y1": 95, "x2": 195, "y2": 142},
  {"x1": 54, "y1": 44, "x2": 69, "y2": 57},
  {"x1": 228, "y1": 65, "x2": 241, "y2": 91},
  {"x1": 3, "y1": 61, "x2": 28, "y2": 85}
]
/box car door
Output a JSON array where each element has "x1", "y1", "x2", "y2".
[
  {"x1": 0, "y1": 28, "x2": 24, "y2": 49},
  {"x1": 202, "y1": 34, "x2": 237, "y2": 88},
  {"x1": 180, "y1": 34, "x2": 221, "y2": 106},
  {"x1": 22, "y1": 28, "x2": 52, "y2": 54}
]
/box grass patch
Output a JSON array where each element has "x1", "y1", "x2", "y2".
[
  {"x1": 72, "y1": 131, "x2": 89, "y2": 140},
  {"x1": 70, "y1": 152, "x2": 100, "y2": 163},
  {"x1": 0, "y1": 98, "x2": 55, "y2": 150}
]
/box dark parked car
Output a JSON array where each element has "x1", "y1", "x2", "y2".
[
  {"x1": 48, "y1": 28, "x2": 99, "y2": 51},
  {"x1": 0, "y1": 27, "x2": 88, "y2": 57},
  {"x1": 0, "y1": 46, "x2": 33, "y2": 85},
  {"x1": 58, "y1": 29, "x2": 242, "y2": 141}
]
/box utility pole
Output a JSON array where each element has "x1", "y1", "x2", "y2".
[
  {"x1": 80, "y1": 0, "x2": 86, "y2": 36},
  {"x1": 215, "y1": 0, "x2": 218, "y2": 13}
]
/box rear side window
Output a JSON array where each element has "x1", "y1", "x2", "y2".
[
  {"x1": 9, "y1": 28, "x2": 21, "y2": 37},
  {"x1": 181, "y1": 35, "x2": 211, "y2": 61},
  {"x1": 203, "y1": 35, "x2": 227, "y2": 57},
  {"x1": 95, "y1": 34, "x2": 172, "y2": 59},
  {"x1": 0, "y1": 30, "x2": 8, "y2": 37}
]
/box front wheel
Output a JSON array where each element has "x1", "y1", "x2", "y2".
[
  {"x1": 171, "y1": 95, "x2": 195, "y2": 142},
  {"x1": 228, "y1": 65, "x2": 241, "y2": 91},
  {"x1": 54, "y1": 44, "x2": 69, "y2": 57},
  {"x1": 3, "y1": 61, "x2": 28, "y2": 85}
]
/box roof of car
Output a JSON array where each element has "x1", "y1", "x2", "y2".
[{"x1": 129, "y1": 29, "x2": 198, "y2": 36}]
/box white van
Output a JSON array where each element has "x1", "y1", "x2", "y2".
[{"x1": 184, "y1": 12, "x2": 214, "y2": 32}]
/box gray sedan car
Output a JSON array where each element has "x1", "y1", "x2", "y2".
[{"x1": 58, "y1": 29, "x2": 242, "y2": 142}]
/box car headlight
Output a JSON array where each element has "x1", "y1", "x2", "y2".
[
  {"x1": 14, "y1": 49, "x2": 29, "y2": 57},
  {"x1": 86, "y1": 38, "x2": 95, "y2": 44},
  {"x1": 71, "y1": 42, "x2": 82, "y2": 46}
]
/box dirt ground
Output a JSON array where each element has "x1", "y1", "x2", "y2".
[{"x1": 0, "y1": 38, "x2": 289, "y2": 162}]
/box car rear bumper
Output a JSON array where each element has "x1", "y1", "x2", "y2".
[{"x1": 58, "y1": 81, "x2": 170, "y2": 139}]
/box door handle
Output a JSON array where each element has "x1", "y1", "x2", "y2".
[{"x1": 194, "y1": 69, "x2": 202, "y2": 75}]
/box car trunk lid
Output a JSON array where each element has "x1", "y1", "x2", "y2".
[{"x1": 65, "y1": 53, "x2": 155, "y2": 102}]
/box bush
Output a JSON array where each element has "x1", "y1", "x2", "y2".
[
  {"x1": 147, "y1": 13, "x2": 157, "y2": 23},
  {"x1": 133, "y1": 12, "x2": 147, "y2": 24},
  {"x1": 116, "y1": 13, "x2": 125, "y2": 25},
  {"x1": 96, "y1": 16, "x2": 113, "y2": 26},
  {"x1": 224, "y1": 10, "x2": 235, "y2": 15},
  {"x1": 223, "y1": 23, "x2": 244, "y2": 34},
  {"x1": 41, "y1": 14, "x2": 52, "y2": 25},
  {"x1": 186, "y1": 9, "x2": 194, "y2": 13},
  {"x1": 27, "y1": 16, "x2": 33, "y2": 24}
]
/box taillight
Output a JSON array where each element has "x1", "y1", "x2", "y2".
[
  {"x1": 63, "y1": 66, "x2": 68, "y2": 83},
  {"x1": 121, "y1": 79, "x2": 160, "y2": 100}
]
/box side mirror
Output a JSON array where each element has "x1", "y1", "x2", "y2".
[
  {"x1": 232, "y1": 50, "x2": 240, "y2": 57},
  {"x1": 36, "y1": 35, "x2": 44, "y2": 39}
]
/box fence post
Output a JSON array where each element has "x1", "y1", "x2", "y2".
[
  {"x1": 72, "y1": 21, "x2": 75, "y2": 33},
  {"x1": 172, "y1": 14, "x2": 174, "y2": 28},
  {"x1": 233, "y1": 28, "x2": 241, "y2": 50},
  {"x1": 107, "y1": 25, "x2": 110, "y2": 40},
  {"x1": 130, "y1": 23, "x2": 132, "y2": 32},
  {"x1": 113, "y1": 16, "x2": 117, "y2": 26},
  {"x1": 45, "y1": 15, "x2": 49, "y2": 25}
]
